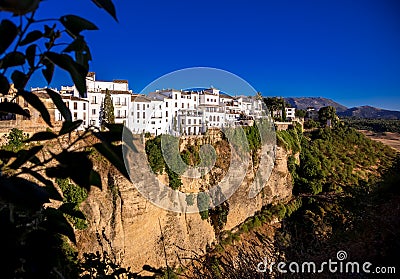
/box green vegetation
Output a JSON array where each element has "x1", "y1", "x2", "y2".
[
  {"x1": 276, "y1": 123, "x2": 302, "y2": 153},
  {"x1": 318, "y1": 105, "x2": 339, "y2": 126},
  {"x1": 145, "y1": 136, "x2": 165, "y2": 174},
  {"x1": 295, "y1": 109, "x2": 306, "y2": 118},
  {"x1": 56, "y1": 178, "x2": 88, "y2": 230},
  {"x1": 209, "y1": 201, "x2": 230, "y2": 235},
  {"x1": 263, "y1": 97, "x2": 291, "y2": 121},
  {"x1": 145, "y1": 135, "x2": 184, "y2": 190},
  {"x1": 187, "y1": 113, "x2": 400, "y2": 278},
  {"x1": 0, "y1": 1, "x2": 144, "y2": 278},
  {"x1": 1, "y1": 128, "x2": 28, "y2": 152},
  {"x1": 197, "y1": 192, "x2": 210, "y2": 220},
  {"x1": 100, "y1": 88, "x2": 115, "y2": 129},
  {"x1": 342, "y1": 118, "x2": 400, "y2": 133}
]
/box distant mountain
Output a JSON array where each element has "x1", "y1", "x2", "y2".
[
  {"x1": 283, "y1": 97, "x2": 400, "y2": 119},
  {"x1": 285, "y1": 97, "x2": 348, "y2": 112},
  {"x1": 338, "y1": 106, "x2": 400, "y2": 120}
]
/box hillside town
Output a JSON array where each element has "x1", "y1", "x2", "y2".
[
  {"x1": 0, "y1": 73, "x2": 293, "y2": 136},
  {"x1": 0, "y1": 73, "x2": 317, "y2": 137}
]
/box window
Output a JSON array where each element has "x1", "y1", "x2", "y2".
[
  {"x1": 137, "y1": 104, "x2": 140, "y2": 110},
  {"x1": 182, "y1": 103, "x2": 184, "y2": 108},
  {"x1": 175, "y1": 102, "x2": 177, "y2": 107},
  {"x1": 194, "y1": 96, "x2": 196, "y2": 101},
  {"x1": 207, "y1": 98, "x2": 209, "y2": 102},
  {"x1": 174, "y1": 94, "x2": 177, "y2": 99},
  {"x1": 166, "y1": 111, "x2": 168, "y2": 117},
  {"x1": 83, "y1": 103, "x2": 86, "y2": 110},
  {"x1": 73, "y1": 112, "x2": 77, "y2": 120},
  {"x1": 217, "y1": 116, "x2": 220, "y2": 121},
  {"x1": 137, "y1": 112, "x2": 140, "y2": 118},
  {"x1": 159, "y1": 105, "x2": 161, "y2": 109},
  {"x1": 91, "y1": 96, "x2": 97, "y2": 104},
  {"x1": 199, "y1": 119, "x2": 202, "y2": 124},
  {"x1": 92, "y1": 109, "x2": 96, "y2": 115},
  {"x1": 73, "y1": 102, "x2": 77, "y2": 110},
  {"x1": 143, "y1": 112, "x2": 145, "y2": 118},
  {"x1": 143, "y1": 104, "x2": 145, "y2": 110},
  {"x1": 115, "y1": 97, "x2": 120, "y2": 105},
  {"x1": 194, "y1": 119, "x2": 196, "y2": 124},
  {"x1": 166, "y1": 102, "x2": 168, "y2": 107},
  {"x1": 83, "y1": 112, "x2": 86, "y2": 120},
  {"x1": 58, "y1": 113, "x2": 63, "y2": 121},
  {"x1": 90, "y1": 120, "x2": 96, "y2": 125},
  {"x1": 182, "y1": 119, "x2": 185, "y2": 124},
  {"x1": 188, "y1": 119, "x2": 191, "y2": 124},
  {"x1": 147, "y1": 104, "x2": 149, "y2": 108}
]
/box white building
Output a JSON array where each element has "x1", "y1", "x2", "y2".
[
  {"x1": 47, "y1": 73, "x2": 266, "y2": 136},
  {"x1": 285, "y1": 107, "x2": 296, "y2": 120},
  {"x1": 59, "y1": 72, "x2": 133, "y2": 128}
]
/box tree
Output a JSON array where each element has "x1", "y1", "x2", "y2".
[
  {"x1": 0, "y1": 1, "x2": 136, "y2": 278},
  {"x1": 295, "y1": 109, "x2": 307, "y2": 118},
  {"x1": 101, "y1": 88, "x2": 115, "y2": 129},
  {"x1": 263, "y1": 97, "x2": 290, "y2": 120},
  {"x1": 318, "y1": 106, "x2": 338, "y2": 126},
  {"x1": 281, "y1": 98, "x2": 286, "y2": 121}
]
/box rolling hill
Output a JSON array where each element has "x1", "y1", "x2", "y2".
[
  {"x1": 284, "y1": 97, "x2": 400, "y2": 119},
  {"x1": 285, "y1": 97, "x2": 348, "y2": 112}
]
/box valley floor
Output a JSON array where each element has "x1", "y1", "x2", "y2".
[{"x1": 358, "y1": 130, "x2": 400, "y2": 152}]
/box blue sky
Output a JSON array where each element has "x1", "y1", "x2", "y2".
[{"x1": 4, "y1": 0, "x2": 400, "y2": 110}]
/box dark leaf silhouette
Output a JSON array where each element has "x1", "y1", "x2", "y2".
[
  {"x1": 0, "y1": 176, "x2": 50, "y2": 210},
  {"x1": 0, "y1": 101, "x2": 30, "y2": 117},
  {"x1": 59, "y1": 203, "x2": 86, "y2": 220},
  {"x1": 0, "y1": 73, "x2": 10, "y2": 94},
  {"x1": 19, "y1": 30, "x2": 43, "y2": 46},
  {"x1": 44, "y1": 208, "x2": 76, "y2": 244},
  {"x1": 60, "y1": 15, "x2": 98, "y2": 37},
  {"x1": 0, "y1": 51, "x2": 26, "y2": 68},
  {"x1": 11, "y1": 70, "x2": 27, "y2": 88},
  {"x1": 0, "y1": 19, "x2": 17, "y2": 54},
  {"x1": 44, "y1": 52, "x2": 88, "y2": 96},
  {"x1": 46, "y1": 88, "x2": 72, "y2": 121},
  {"x1": 9, "y1": 145, "x2": 43, "y2": 170},
  {"x1": 19, "y1": 90, "x2": 52, "y2": 127},
  {"x1": 92, "y1": 0, "x2": 118, "y2": 21},
  {"x1": 59, "y1": 120, "x2": 83, "y2": 135},
  {"x1": 25, "y1": 44, "x2": 37, "y2": 68},
  {"x1": 25, "y1": 131, "x2": 58, "y2": 142}
]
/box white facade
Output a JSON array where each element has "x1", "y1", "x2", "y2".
[
  {"x1": 47, "y1": 73, "x2": 266, "y2": 136},
  {"x1": 58, "y1": 95, "x2": 89, "y2": 129},
  {"x1": 59, "y1": 72, "x2": 133, "y2": 128},
  {"x1": 285, "y1": 107, "x2": 296, "y2": 120}
]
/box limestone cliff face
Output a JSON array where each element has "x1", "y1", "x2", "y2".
[{"x1": 76, "y1": 136, "x2": 292, "y2": 272}]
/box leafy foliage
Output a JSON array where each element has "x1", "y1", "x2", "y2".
[
  {"x1": 56, "y1": 178, "x2": 88, "y2": 230},
  {"x1": 100, "y1": 88, "x2": 115, "y2": 129},
  {"x1": 0, "y1": 1, "x2": 141, "y2": 278},
  {"x1": 318, "y1": 105, "x2": 338, "y2": 126},
  {"x1": 2, "y1": 127, "x2": 27, "y2": 151},
  {"x1": 342, "y1": 118, "x2": 400, "y2": 133}
]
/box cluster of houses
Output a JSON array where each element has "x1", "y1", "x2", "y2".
[{"x1": 1, "y1": 73, "x2": 272, "y2": 136}]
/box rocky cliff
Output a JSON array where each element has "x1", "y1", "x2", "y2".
[{"x1": 76, "y1": 134, "x2": 293, "y2": 272}]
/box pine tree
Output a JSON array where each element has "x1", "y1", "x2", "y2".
[{"x1": 101, "y1": 89, "x2": 115, "y2": 129}]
